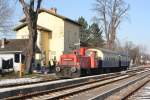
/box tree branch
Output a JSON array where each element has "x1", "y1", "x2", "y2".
[
  {"x1": 30, "y1": 0, "x2": 34, "y2": 11},
  {"x1": 36, "y1": 0, "x2": 42, "y2": 14},
  {"x1": 19, "y1": 0, "x2": 29, "y2": 17}
]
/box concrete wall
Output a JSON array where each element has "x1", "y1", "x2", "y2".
[
  {"x1": 37, "y1": 12, "x2": 65, "y2": 61},
  {"x1": 16, "y1": 26, "x2": 29, "y2": 39},
  {"x1": 64, "y1": 21, "x2": 80, "y2": 53}
]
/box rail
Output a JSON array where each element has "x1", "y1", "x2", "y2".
[{"x1": 2, "y1": 67, "x2": 146, "y2": 100}]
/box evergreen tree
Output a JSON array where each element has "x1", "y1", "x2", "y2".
[
  {"x1": 77, "y1": 16, "x2": 89, "y2": 43},
  {"x1": 88, "y1": 23, "x2": 104, "y2": 47},
  {"x1": 77, "y1": 17, "x2": 104, "y2": 47}
]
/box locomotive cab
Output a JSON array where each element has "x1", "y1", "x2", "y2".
[
  {"x1": 56, "y1": 49, "x2": 81, "y2": 78},
  {"x1": 56, "y1": 48, "x2": 93, "y2": 78}
]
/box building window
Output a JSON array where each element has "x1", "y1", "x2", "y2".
[{"x1": 15, "y1": 53, "x2": 20, "y2": 63}]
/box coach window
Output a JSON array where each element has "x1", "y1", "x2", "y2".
[{"x1": 105, "y1": 57, "x2": 108, "y2": 61}]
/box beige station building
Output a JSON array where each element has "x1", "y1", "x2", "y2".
[{"x1": 14, "y1": 8, "x2": 81, "y2": 66}]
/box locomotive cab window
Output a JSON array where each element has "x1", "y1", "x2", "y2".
[
  {"x1": 15, "y1": 53, "x2": 20, "y2": 63},
  {"x1": 85, "y1": 50, "x2": 91, "y2": 56}
]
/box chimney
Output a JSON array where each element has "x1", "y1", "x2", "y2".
[
  {"x1": 49, "y1": 7, "x2": 57, "y2": 14},
  {"x1": 1, "y1": 38, "x2": 6, "y2": 48}
]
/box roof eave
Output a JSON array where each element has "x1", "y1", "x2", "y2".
[
  {"x1": 14, "y1": 23, "x2": 52, "y2": 32},
  {"x1": 0, "y1": 51, "x2": 22, "y2": 54},
  {"x1": 13, "y1": 22, "x2": 27, "y2": 31},
  {"x1": 19, "y1": 8, "x2": 81, "y2": 26}
]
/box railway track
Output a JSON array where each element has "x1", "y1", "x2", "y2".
[
  {"x1": 27, "y1": 70, "x2": 150, "y2": 100},
  {"x1": 2, "y1": 67, "x2": 147, "y2": 100},
  {"x1": 126, "y1": 79, "x2": 150, "y2": 100},
  {"x1": 0, "y1": 67, "x2": 142, "y2": 89}
]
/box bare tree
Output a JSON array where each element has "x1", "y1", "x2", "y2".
[
  {"x1": 93, "y1": 0, "x2": 129, "y2": 49},
  {"x1": 19, "y1": 0, "x2": 42, "y2": 73},
  {"x1": 123, "y1": 41, "x2": 147, "y2": 66},
  {"x1": 0, "y1": 0, "x2": 13, "y2": 33}
]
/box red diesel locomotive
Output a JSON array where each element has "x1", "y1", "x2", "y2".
[{"x1": 55, "y1": 47, "x2": 130, "y2": 78}]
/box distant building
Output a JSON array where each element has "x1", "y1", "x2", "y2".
[
  {"x1": 0, "y1": 39, "x2": 40, "y2": 72},
  {"x1": 14, "y1": 8, "x2": 81, "y2": 66}
]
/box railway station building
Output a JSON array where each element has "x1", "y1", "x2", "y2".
[{"x1": 14, "y1": 8, "x2": 81, "y2": 66}]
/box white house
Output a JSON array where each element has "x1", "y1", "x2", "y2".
[{"x1": 0, "y1": 39, "x2": 40, "y2": 72}]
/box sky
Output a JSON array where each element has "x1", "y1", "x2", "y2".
[{"x1": 11, "y1": 0, "x2": 150, "y2": 53}]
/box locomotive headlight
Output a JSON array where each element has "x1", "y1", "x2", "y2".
[
  {"x1": 71, "y1": 67, "x2": 77, "y2": 73},
  {"x1": 55, "y1": 67, "x2": 61, "y2": 72}
]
